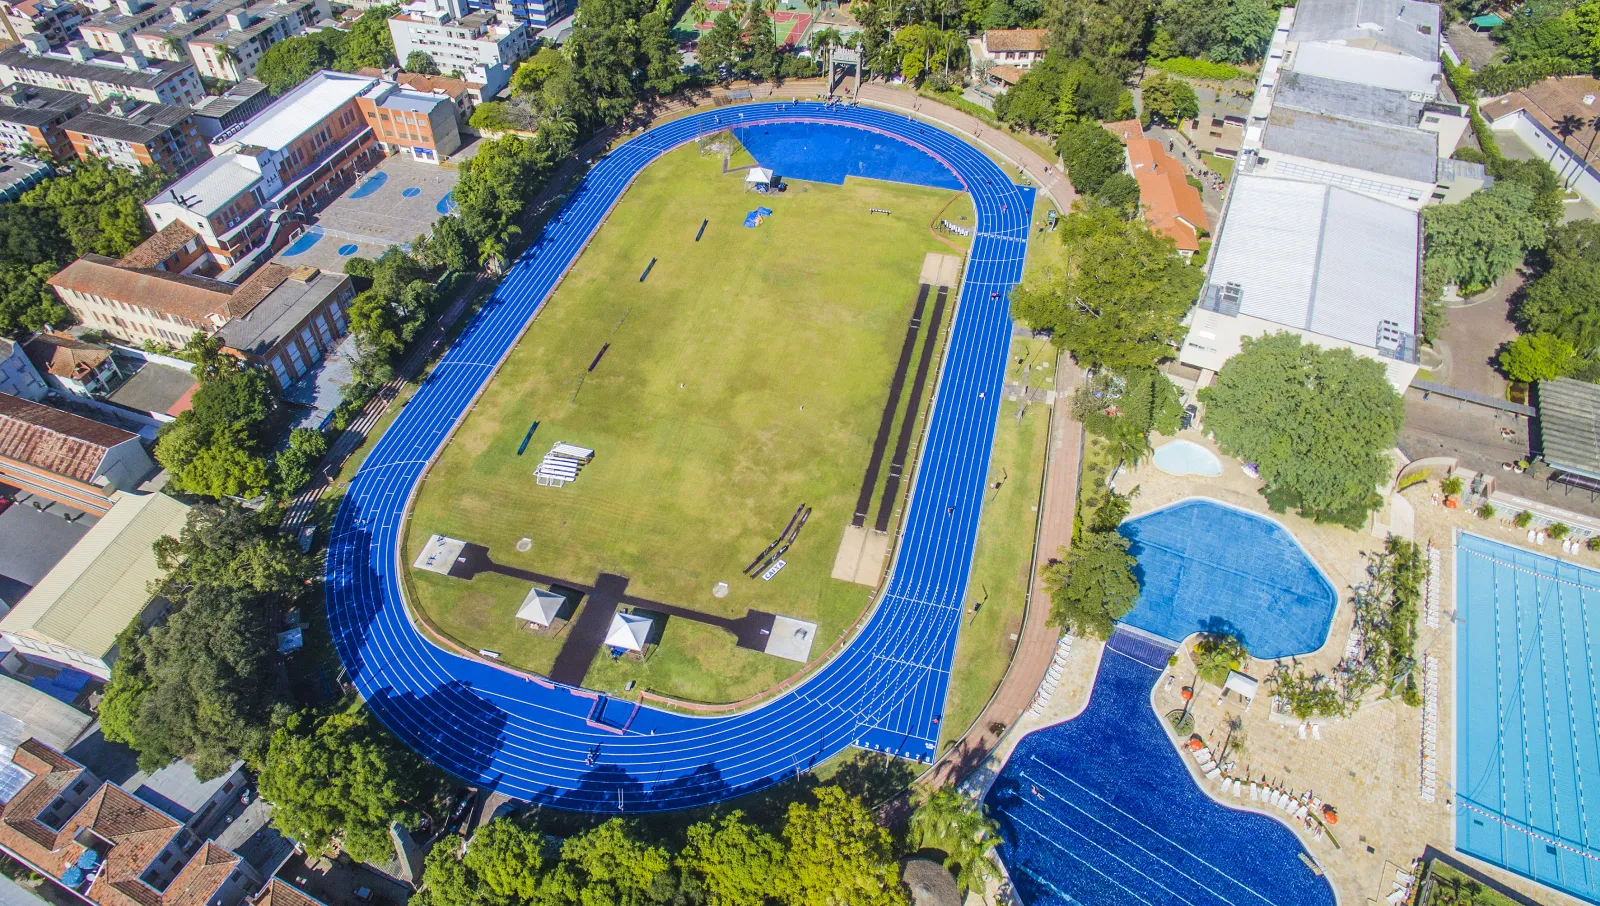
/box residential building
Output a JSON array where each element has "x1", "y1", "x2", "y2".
[
  {"x1": 0, "y1": 738, "x2": 265, "y2": 906},
  {"x1": 21, "y1": 334, "x2": 125, "y2": 398},
  {"x1": 0, "y1": 38, "x2": 203, "y2": 105},
  {"x1": 121, "y1": 760, "x2": 247, "y2": 836},
  {"x1": 0, "y1": 491, "x2": 186, "y2": 676},
  {"x1": 0, "y1": 394, "x2": 155, "y2": 513},
  {"x1": 182, "y1": 0, "x2": 331, "y2": 81},
  {"x1": 354, "y1": 76, "x2": 462, "y2": 162},
  {"x1": 0, "y1": 0, "x2": 89, "y2": 49},
  {"x1": 144, "y1": 71, "x2": 457, "y2": 266},
  {"x1": 970, "y1": 28, "x2": 1047, "y2": 81},
  {"x1": 387, "y1": 0, "x2": 531, "y2": 100},
  {"x1": 62, "y1": 97, "x2": 209, "y2": 175},
  {"x1": 462, "y1": 0, "x2": 566, "y2": 34},
  {"x1": 0, "y1": 154, "x2": 51, "y2": 200},
  {"x1": 78, "y1": 0, "x2": 173, "y2": 54},
  {"x1": 188, "y1": 78, "x2": 267, "y2": 139},
  {"x1": 1178, "y1": 175, "x2": 1421, "y2": 390},
  {"x1": 1104, "y1": 120, "x2": 1209, "y2": 258},
  {"x1": 0, "y1": 83, "x2": 89, "y2": 159},
  {"x1": 1482, "y1": 75, "x2": 1600, "y2": 210},
  {"x1": 47, "y1": 255, "x2": 354, "y2": 389},
  {"x1": 0, "y1": 339, "x2": 48, "y2": 403}
]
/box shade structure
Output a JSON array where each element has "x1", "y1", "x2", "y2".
[
  {"x1": 746, "y1": 166, "x2": 775, "y2": 185},
  {"x1": 605, "y1": 611, "x2": 652, "y2": 651},
  {"x1": 517, "y1": 588, "x2": 565, "y2": 627},
  {"x1": 1223, "y1": 669, "x2": 1259, "y2": 704}
]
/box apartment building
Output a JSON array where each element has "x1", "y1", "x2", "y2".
[
  {"x1": 62, "y1": 97, "x2": 209, "y2": 174},
  {"x1": 0, "y1": 0, "x2": 88, "y2": 48},
  {"x1": 387, "y1": 0, "x2": 529, "y2": 100},
  {"x1": 47, "y1": 253, "x2": 354, "y2": 389},
  {"x1": 178, "y1": 0, "x2": 329, "y2": 81},
  {"x1": 0, "y1": 37, "x2": 203, "y2": 105},
  {"x1": 144, "y1": 70, "x2": 457, "y2": 265},
  {"x1": 0, "y1": 154, "x2": 50, "y2": 200},
  {"x1": 0, "y1": 83, "x2": 88, "y2": 158},
  {"x1": 0, "y1": 738, "x2": 265, "y2": 906}
]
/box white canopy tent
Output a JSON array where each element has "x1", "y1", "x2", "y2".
[
  {"x1": 605, "y1": 612, "x2": 653, "y2": 652},
  {"x1": 517, "y1": 588, "x2": 565, "y2": 627},
  {"x1": 1222, "y1": 670, "x2": 1259, "y2": 710},
  {"x1": 746, "y1": 167, "x2": 775, "y2": 187}
]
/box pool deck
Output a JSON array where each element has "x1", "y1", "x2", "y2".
[{"x1": 967, "y1": 428, "x2": 1593, "y2": 906}]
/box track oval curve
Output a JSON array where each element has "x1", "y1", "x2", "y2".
[{"x1": 325, "y1": 102, "x2": 1034, "y2": 812}]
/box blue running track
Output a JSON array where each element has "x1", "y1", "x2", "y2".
[{"x1": 323, "y1": 102, "x2": 1033, "y2": 812}]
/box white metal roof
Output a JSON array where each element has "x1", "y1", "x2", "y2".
[
  {"x1": 746, "y1": 167, "x2": 774, "y2": 183},
  {"x1": 0, "y1": 491, "x2": 190, "y2": 660},
  {"x1": 605, "y1": 612, "x2": 651, "y2": 651},
  {"x1": 1205, "y1": 175, "x2": 1418, "y2": 348},
  {"x1": 1223, "y1": 670, "x2": 1259, "y2": 699},
  {"x1": 1289, "y1": 42, "x2": 1439, "y2": 96},
  {"x1": 227, "y1": 70, "x2": 375, "y2": 152},
  {"x1": 516, "y1": 588, "x2": 564, "y2": 626},
  {"x1": 154, "y1": 151, "x2": 262, "y2": 217}
]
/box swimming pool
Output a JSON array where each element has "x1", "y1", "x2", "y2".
[
  {"x1": 1118, "y1": 499, "x2": 1338, "y2": 657},
  {"x1": 987, "y1": 629, "x2": 1337, "y2": 906},
  {"x1": 1153, "y1": 439, "x2": 1222, "y2": 477},
  {"x1": 1456, "y1": 533, "x2": 1600, "y2": 904}
]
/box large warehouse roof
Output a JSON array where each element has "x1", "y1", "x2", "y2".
[{"x1": 1537, "y1": 378, "x2": 1600, "y2": 480}]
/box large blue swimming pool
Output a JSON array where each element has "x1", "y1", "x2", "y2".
[
  {"x1": 1456, "y1": 533, "x2": 1600, "y2": 904},
  {"x1": 1118, "y1": 499, "x2": 1338, "y2": 658},
  {"x1": 987, "y1": 500, "x2": 1342, "y2": 905},
  {"x1": 989, "y1": 630, "x2": 1337, "y2": 906}
]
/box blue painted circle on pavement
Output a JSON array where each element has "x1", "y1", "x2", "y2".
[
  {"x1": 337, "y1": 243, "x2": 359, "y2": 256},
  {"x1": 402, "y1": 187, "x2": 422, "y2": 198}
]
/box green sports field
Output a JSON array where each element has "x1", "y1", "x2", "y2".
[{"x1": 404, "y1": 144, "x2": 974, "y2": 704}]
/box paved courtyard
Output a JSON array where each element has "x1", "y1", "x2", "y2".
[{"x1": 273, "y1": 155, "x2": 461, "y2": 270}]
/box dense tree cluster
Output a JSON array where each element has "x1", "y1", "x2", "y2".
[
  {"x1": 0, "y1": 159, "x2": 166, "y2": 336},
  {"x1": 1198, "y1": 333, "x2": 1405, "y2": 528},
  {"x1": 1149, "y1": 0, "x2": 1276, "y2": 64},
  {"x1": 413, "y1": 788, "x2": 913, "y2": 906},
  {"x1": 1514, "y1": 219, "x2": 1600, "y2": 379},
  {"x1": 1011, "y1": 205, "x2": 1204, "y2": 372},
  {"x1": 259, "y1": 706, "x2": 436, "y2": 864},
  {"x1": 1044, "y1": 529, "x2": 1139, "y2": 637},
  {"x1": 1422, "y1": 179, "x2": 1551, "y2": 296},
  {"x1": 100, "y1": 504, "x2": 311, "y2": 775},
  {"x1": 254, "y1": 6, "x2": 399, "y2": 94},
  {"x1": 994, "y1": 54, "x2": 1132, "y2": 133},
  {"x1": 154, "y1": 352, "x2": 280, "y2": 499},
  {"x1": 1071, "y1": 368, "x2": 1183, "y2": 463}
]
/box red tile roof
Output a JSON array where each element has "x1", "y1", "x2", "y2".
[
  {"x1": 1103, "y1": 121, "x2": 1209, "y2": 252},
  {"x1": 984, "y1": 28, "x2": 1049, "y2": 52},
  {"x1": 22, "y1": 333, "x2": 113, "y2": 381},
  {"x1": 0, "y1": 392, "x2": 136, "y2": 484},
  {"x1": 117, "y1": 222, "x2": 201, "y2": 271}
]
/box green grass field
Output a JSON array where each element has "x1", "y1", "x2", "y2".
[
  {"x1": 939, "y1": 335, "x2": 1052, "y2": 748},
  {"x1": 405, "y1": 144, "x2": 974, "y2": 703}
]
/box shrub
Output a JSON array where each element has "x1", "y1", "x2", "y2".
[
  {"x1": 1549, "y1": 521, "x2": 1572, "y2": 540},
  {"x1": 1397, "y1": 469, "x2": 1432, "y2": 491},
  {"x1": 1477, "y1": 503, "x2": 1496, "y2": 520},
  {"x1": 1148, "y1": 56, "x2": 1244, "y2": 81},
  {"x1": 1441, "y1": 475, "x2": 1464, "y2": 496},
  {"x1": 1587, "y1": 536, "x2": 1600, "y2": 551},
  {"x1": 1514, "y1": 510, "x2": 1535, "y2": 528}
]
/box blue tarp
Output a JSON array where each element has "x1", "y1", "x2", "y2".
[
  {"x1": 743, "y1": 206, "x2": 773, "y2": 228},
  {"x1": 735, "y1": 122, "x2": 964, "y2": 190}
]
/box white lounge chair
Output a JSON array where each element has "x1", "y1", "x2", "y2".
[{"x1": 1204, "y1": 767, "x2": 1222, "y2": 780}]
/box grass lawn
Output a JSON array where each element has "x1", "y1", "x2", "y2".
[
  {"x1": 1419, "y1": 862, "x2": 1523, "y2": 906},
  {"x1": 405, "y1": 144, "x2": 974, "y2": 703},
  {"x1": 938, "y1": 335, "x2": 1052, "y2": 749},
  {"x1": 1201, "y1": 152, "x2": 1233, "y2": 182}
]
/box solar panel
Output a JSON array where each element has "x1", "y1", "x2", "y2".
[{"x1": 0, "y1": 763, "x2": 36, "y2": 804}]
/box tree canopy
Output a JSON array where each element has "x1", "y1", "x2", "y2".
[
  {"x1": 993, "y1": 53, "x2": 1131, "y2": 132},
  {"x1": 1517, "y1": 219, "x2": 1600, "y2": 373},
  {"x1": 406, "y1": 50, "x2": 441, "y2": 74},
  {"x1": 1198, "y1": 333, "x2": 1405, "y2": 527},
  {"x1": 259, "y1": 706, "x2": 435, "y2": 864},
  {"x1": 1043, "y1": 529, "x2": 1139, "y2": 638},
  {"x1": 908, "y1": 789, "x2": 1002, "y2": 898},
  {"x1": 1422, "y1": 179, "x2": 1549, "y2": 295},
  {"x1": 254, "y1": 6, "x2": 396, "y2": 94},
  {"x1": 1155, "y1": 0, "x2": 1276, "y2": 63},
  {"x1": 1071, "y1": 367, "x2": 1183, "y2": 463},
  {"x1": 1140, "y1": 73, "x2": 1199, "y2": 126},
  {"x1": 1055, "y1": 121, "x2": 1126, "y2": 195},
  {"x1": 154, "y1": 365, "x2": 277, "y2": 499},
  {"x1": 1011, "y1": 205, "x2": 1203, "y2": 371},
  {"x1": 100, "y1": 504, "x2": 310, "y2": 775}
]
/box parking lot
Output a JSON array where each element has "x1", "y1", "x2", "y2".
[{"x1": 273, "y1": 155, "x2": 461, "y2": 270}]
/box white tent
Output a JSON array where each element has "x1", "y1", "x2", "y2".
[
  {"x1": 517, "y1": 588, "x2": 565, "y2": 627},
  {"x1": 746, "y1": 167, "x2": 775, "y2": 186},
  {"x1": 1222, "y1": 670, "x2": 1259, "y2": 709},
  {"x1": 605, "y1": 612, "x2": 653, "y2": 652}
]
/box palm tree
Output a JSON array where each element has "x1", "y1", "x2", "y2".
[
  {"x1": 811, "y1": 25, "x2": 840, "y2": 59},
  {"x1": 1553, "y1": 113, "x2": 1584, "y2": 184},
  {"x1": 909, "y1": 788, "x2": 1004, "y2": 901},
  {"x1": 1192, "y1": 633, "x2": 1246, "y2": 688},
  {"x1": 687, "y1": 0, "x2": 710, "y2": 28}
]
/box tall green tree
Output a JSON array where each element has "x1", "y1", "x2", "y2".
[
  {"x1": 1011, "y1": 205, "x2": 1203, "y2": 371},
  {"x1": 1043, "y1": 529, "x2": 1139, "y2": 638},
  {"x1": 154, "y1": 367, "x2": 277, "y2": 499},
  {"x1": 1423, "y1": 178, "x2": 1548, "y2": 294},
  {"x1": 994, "y1": 52, "x2": 1129, "y2": 132},
  {"x1": 780, "y1": 788, "x2": 906, "y2": 906},
  {"x1": 1072, "y1": 367, "x2": 1183, "y2": 463},
  {"x1": 1055, "y1": 121, "x2": 1125, "y2": 195},
  {"x1": 254, "y1": 34, "x2": 338, "y2": 94},
  {"x1": 678, "y1": 812, "x2": 783, "y2": 906},
  {"x1": 1198, "y1": 333, "x2": 1405, "y2": 527},
  {"x1": 259, "y1": 706, "x2": 434, "y2": 864},
  {"x1": 1042, "y1": 0, "x2": 1151, "y2": 75},
  {"x1": 0, "y1": 263, "x2": 70, "y2": 338},
  {"x1": 406, "y1": 50, "x2": 441, "y2": 74},
  {"x1": 337, "y1": 5, "x2": 400, "y2": 70},
  {"x1": 463, "y1": 819, "x2": 546, "y2": 904},
  {"x1": 20, "y1": 156, "x2": 164, "y2": 258},
  {"x1": 100, "y1": 504, "x2": 308, "y2": 775},
  {"x1": 1158, "y1": 0, "x2": 1275, "y2": 62},
  {"x1": 1140, "y1": 73, "x2": 1199, "y2": 126},
  {"x1": 908, "y1": 789, "x2": 1003, "y2": 899},
  {"x1": 559, "y1": 819, "x2": 675, "y2": 906}
]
